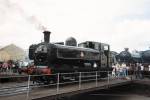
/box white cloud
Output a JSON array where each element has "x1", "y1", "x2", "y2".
[
  {"x1": 0, "y1": 0, "x2": 150, "y2": 52},
  {"x1": 111, "y1": 19, "x2": 150, "y2": 51}
]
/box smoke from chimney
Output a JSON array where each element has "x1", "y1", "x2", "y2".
[{"x1": 3, "y1": 0, "x2": 47, "y2": 31}]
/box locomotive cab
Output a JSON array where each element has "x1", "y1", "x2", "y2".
[{"x1": 78, "y1": 41, "x2": 110, "y2": 68}]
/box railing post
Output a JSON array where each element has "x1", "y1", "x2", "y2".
[
  {"x1": 107, "y1": 71, "x2": 110, "y2": 88},
  {"x1": 26, "y1": 75, "x2": 31, "y2": 100},
  {"x1": 96, "y1": 71, "x2": 98, "y2": 87},
  {"x1": 57, "y1": 73, "x2": 60, "y2": 94},
  {"x1": 79, "y1": 72, "x2": 82, "y2": 90}
]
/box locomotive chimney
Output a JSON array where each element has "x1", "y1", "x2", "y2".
[
  {"x1": 124, "y1": 48, "x2": 129, "y2": 52},
  {"x1": 43, "y1": 31, "x2": 51, "y2": 43}
]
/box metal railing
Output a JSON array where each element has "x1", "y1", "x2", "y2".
[{"x1": 0, "y1": 70, "x2": 140, "y2": 100}]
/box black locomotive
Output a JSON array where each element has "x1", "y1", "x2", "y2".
[
  {"x1": 29, "y1": 31, "x2": 112, "y2": 83},
  {"x1": 141, "y1": 50, "x2": 150, "y2": 63},
  {"x1": 117, "y1": 48, "x2": 150, "y2": 64}
]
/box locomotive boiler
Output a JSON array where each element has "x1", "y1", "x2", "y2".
[
  {"x1": 141, "y1": 50, "x2": 150, "y2": 63},
  {"x1": 29, "y1": 31, "x2": 112, "y2": 83}
]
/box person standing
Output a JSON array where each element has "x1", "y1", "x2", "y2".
[
  {"x1": 135, "y1": 63, "x2": 141, "y2": 79},
  {"x1": 119, "y1": 64, "x2": 123, "y2": 78},
  {"x1": 122, "y1": 63, "x2": 127, "y2": 77},
  {"x1": 2, "y1": 62, "x2": 8, "y2": 73},
  {"x1": 126, "y1": 64, "x2": 130, "y2": 76},
  {"x1": 112, "y1": 64, "x2": 116, "y2": 77},
  {"x1": 116, "y1": 63, "x2": 120, "y2": 78},
  {"x1": 148, "y1": 65, "x2": 150, "y2": 71},
  {"x1": 140, "y1": 64, "x2": 144, "y2": 79}
]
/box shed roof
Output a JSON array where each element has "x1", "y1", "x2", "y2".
[{"x1": 0, "y1": 44, "x2": 25, "y2": 61}]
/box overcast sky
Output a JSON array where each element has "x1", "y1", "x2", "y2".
[{"x1": 0, "y1": 0, "x2": 150, "y2": 52}]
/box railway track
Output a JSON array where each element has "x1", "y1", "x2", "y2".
[
  {"x1": 0, "y1": 82, "x2": 37, "y2": 97},
  {"x1": 0, "y1": 84, "x2": 30, "y2": 97}
]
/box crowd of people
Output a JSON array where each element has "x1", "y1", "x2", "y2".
[
  {"x1": 111, "y1": 63, "x2": 129, "y2": 78},
  {"x1": 0, "y1": 60, "x2": 22, "y2": 75},
  {"x1": 111, "y1": 62, "x2": 150, "y2": 79}
]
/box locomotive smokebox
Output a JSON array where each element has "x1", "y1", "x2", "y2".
[{"x1": 43, "y1": 31, "x2": 51, "y2": 43}]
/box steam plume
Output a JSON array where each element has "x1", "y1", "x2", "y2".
[{"x1": 2, "y1": 0, "x2": 47, "y2": 31}]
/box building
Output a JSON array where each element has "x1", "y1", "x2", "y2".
[{"x1": 0, "y1": 44, "x2": 26, "y2": 61}]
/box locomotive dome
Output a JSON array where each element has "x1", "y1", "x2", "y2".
[{"x1": 65, "y1": 37, "x2": 77, "y2": 46}]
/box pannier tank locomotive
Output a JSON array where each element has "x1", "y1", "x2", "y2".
[{"x1": 29, "y1": 31, "x2": 112, "y2": 83}]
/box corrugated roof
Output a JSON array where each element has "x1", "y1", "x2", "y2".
[
  {"x1": 0, "y1": 46, "x2": 2, "y2": 49},
  {"x1": 0, "y1": 51, "x2": 10, "y2": 61},
  {"x1": 0, "y1": 44, "x2": 25, "y2": 61}
]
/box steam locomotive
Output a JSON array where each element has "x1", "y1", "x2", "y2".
[
  {"x1": 117, "y1": 48, "x2": 150, "y2": 64},
  {"x1": 117, "y1": 48, "x2": 150, "y2": 73},
  {"x1": 29, "y1": 31, "x2": 112, "y2": 83}
]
